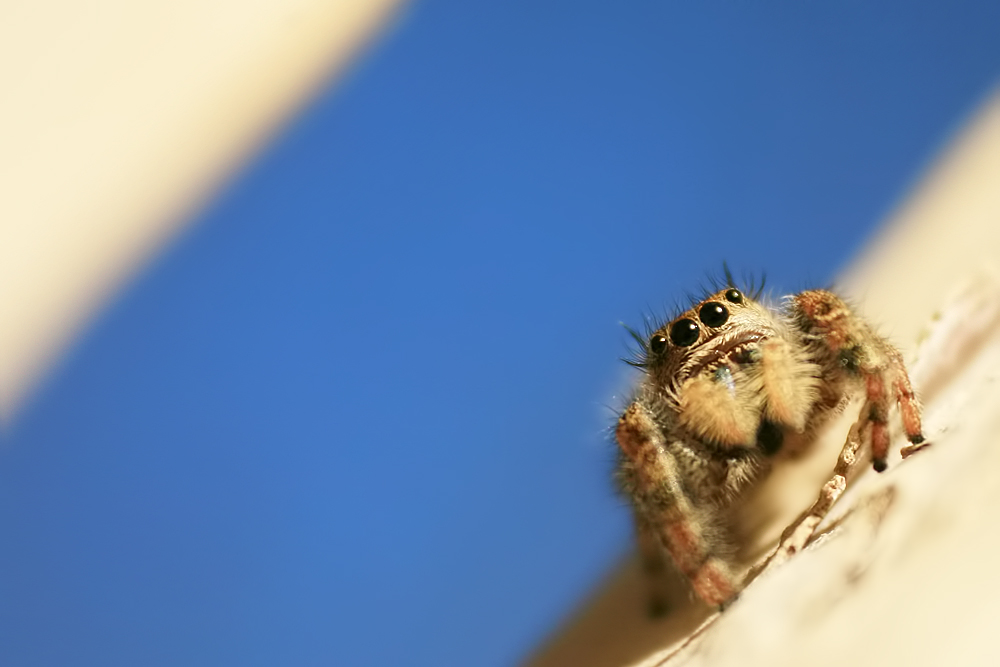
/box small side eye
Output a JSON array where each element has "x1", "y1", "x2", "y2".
[
  {"x1": 699, "y1": 302, "x2": 729, "y2": 327},
  {"x1": 649, "y1": 334, "x2": 668, "y2": 355},
  {"x1": 669, "y1": 318, "x2": 700, "y2": 347},
  {"x1": 725, "y1": 288, "x2": 744, "y2": 304}
]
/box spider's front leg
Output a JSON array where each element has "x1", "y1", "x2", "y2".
[
  {"x1": 617, "y1": 403, "x2": 737, "y2": 609},
  {"x1": 791, "y1": 289, "x2": 926, "y2": 471}
]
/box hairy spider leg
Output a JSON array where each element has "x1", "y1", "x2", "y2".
[{"x1": 617, "y1": 403, "x2": 737, "y2": 607}]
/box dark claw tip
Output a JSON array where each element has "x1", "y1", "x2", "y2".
[
  {"x1": 717, "y1": 593, "x2": 739, "y2": 612},
  {"x1": 909, "y1": 433, "x2": 925, "y2": 444},
  {"x1": 873, "y1": 459, "x2": 888, "y2": 473}
]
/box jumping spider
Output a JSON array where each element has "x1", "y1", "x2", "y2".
[{"x1": 615, "y1": 278, "x2": 924, "y2": 612}]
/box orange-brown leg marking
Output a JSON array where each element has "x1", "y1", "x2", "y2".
[
  {"x1": 890, "y1": 349, "x2": 925, "y2": 444},
  {"x1": 616, "y1": 404, "x2": 738, "y2": 608},
  {"x1": 865, "y1": 374, "x2": 891, "y2": 472},
  {"x1": 692, "y1": 558, "x2": 736, "y2": 608}
]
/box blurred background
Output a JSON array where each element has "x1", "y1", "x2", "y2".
[{"x1": 3, "y1": 2, "x2": 1000, "y2": 666}]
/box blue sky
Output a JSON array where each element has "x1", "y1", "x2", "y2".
[{"x1": 4, "y1": 2, "x2": 1000, "y2": 665}]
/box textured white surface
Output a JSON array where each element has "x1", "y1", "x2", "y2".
[
  {"x1": 0, "y1": 0, "x2": 402, "y2": 419},
  {"x1": 528, "y1": 89, "x2": 1000, "y2": 667}
]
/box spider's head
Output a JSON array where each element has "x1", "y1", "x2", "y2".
[{"x1": 643, "y1": 287, "x2": 780, "y2": 390}]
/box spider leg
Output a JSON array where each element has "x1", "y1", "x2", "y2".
[
  {"x1": 791, "y1": 289, "x2": 926, "y2": 472},
  {"x1": 887, "y1": 346, "x2": 925, "y2": 445},
  {"x1": 865, "y1": 373, "x2": 892, "y2": 472},
  {"x1": 857, "y1": 346, "x2": 925, "y2": 470},
  {"x1": 617, "y1": 403, "x2": 737, "y2": 608}
]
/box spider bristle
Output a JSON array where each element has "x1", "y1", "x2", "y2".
[
  {"x1": 643, "y1": 316, "x2": 657, "y2": 338},
  {"x1": 622, "y1": 323, "x2": 649, "y2": 351},
  {"x1": 666, "y1": 299, "x2": 683, "y2": 324},
  {"x1": 752, "y1": 271, "x2": 768, "y2": 300},
  {"x1": 620, "y1": 321, "x2": 651, "y2": 369},
  {"x1": 636, "y1": 304, "x2": 668, "y2": 338},
  {"x1": 696, "y1": 276, "x2": 715, "y2": 301},
  {"x1": 711, "y1": 263, "x2": 768, "y2": 300},
  {"x1": 723, "y1": 262, "x2": 736, "y2": 288}
]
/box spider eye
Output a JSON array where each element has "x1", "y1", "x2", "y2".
[
  {"x1": 699, "y1": 302, "x2": 729, "y2": 327},
  {"x1": 649, "y1": 334, "x2": 668, "y2": 355},
  {"x1": 669, "y1": 318, "x2": 700, "y2": 347},
  {"x1": 725, "y1": 288, "x2": 743, "y2": 304}
]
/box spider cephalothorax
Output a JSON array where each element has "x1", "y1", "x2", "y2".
[{"x1": 615, "y1": 281, "x2": 924, "y2": 611}]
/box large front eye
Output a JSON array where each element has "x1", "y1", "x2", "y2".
[
  {"x1": 669, "y1": 318, "x2": 700, "y2": 346},
  {"x1": 649, "y1": 334, "x2": 668, "y2": 355},
  {"x1": 699, "y1": 302, "x2": 729, "y2": 327}
]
